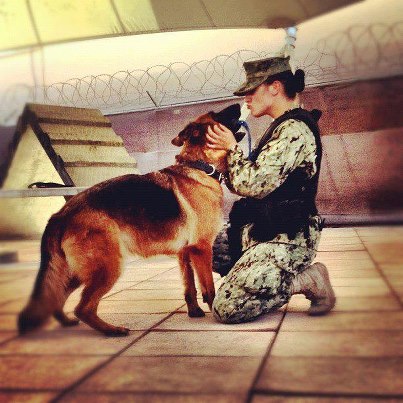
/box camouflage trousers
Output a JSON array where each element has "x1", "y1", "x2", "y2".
[{"x1": 212, "y1": 216, "x2": 322, "y2": 323}]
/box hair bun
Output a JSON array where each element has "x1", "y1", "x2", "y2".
[{"x1": 294, "y1": 69, "x2": 305, "y2": 93}]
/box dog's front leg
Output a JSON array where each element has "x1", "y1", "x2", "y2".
[
  {"x1": 178, "y1": 247, "x2": 205, "y2": 317},
  {"x1": 187, "y1": 241, "x2": 216, "y2": 310}
]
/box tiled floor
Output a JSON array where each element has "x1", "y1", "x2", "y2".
[{"x1": 0, "y1": 226, "x2": 402, "y2": 402}]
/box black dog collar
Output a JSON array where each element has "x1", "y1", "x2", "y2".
[{"x1": 182, "y1": 160, "x2": 224, "y2": 182}]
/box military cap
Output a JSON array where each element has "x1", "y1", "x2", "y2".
[{"x1": 233, "y1": 56, "x2": 291, "y2": 96}]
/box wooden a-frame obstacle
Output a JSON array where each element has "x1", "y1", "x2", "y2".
[{"x1": 0, "y1": 103, "x2": 138, "y2": 238}]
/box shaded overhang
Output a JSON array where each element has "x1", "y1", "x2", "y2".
[{"x1": 0, "y1": 0, "x2": 362, "y2": 52}]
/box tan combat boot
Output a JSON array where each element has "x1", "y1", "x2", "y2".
[{"x1": 290, "y1": 262, "x2": 336, "y2": 315}]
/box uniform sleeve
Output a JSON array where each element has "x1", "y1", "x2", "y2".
[{"x1": 226, "y1": 119, "x2": 317, "y2": 198}]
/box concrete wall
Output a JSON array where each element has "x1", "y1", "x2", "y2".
[{"x1": 107, "y1": 76, "x2": 403, "y2": 220}]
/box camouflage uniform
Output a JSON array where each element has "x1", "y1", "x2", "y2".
[{"x1": 212, "y1": 118, "x2": 323, "y2": 323}]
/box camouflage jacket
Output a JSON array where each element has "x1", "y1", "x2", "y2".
[
  {"x1": 226, "y1": 112, "x2": 322, "y2": 248},
  {"x1": 227, "y1": 118, "x2": 319, "y2": 198}
]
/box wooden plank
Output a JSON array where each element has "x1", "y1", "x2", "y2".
[{"x1": 0, "y1": 187, "x2": 88, "y2": 198}]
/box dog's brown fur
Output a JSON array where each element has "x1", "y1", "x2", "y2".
[{"x1": 18, "y1": 104, "x2": 241, "y2": 336}]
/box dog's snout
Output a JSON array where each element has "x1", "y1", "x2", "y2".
[
  {"x1": 234, "y1": 131, "x2": 246, "y2": 142},
  {"x1": 232, "y1": 119, "x2": 242, "y2": 133},
  {"x1": 213, "y1": 104, "x2": 241, "y2": 134}
]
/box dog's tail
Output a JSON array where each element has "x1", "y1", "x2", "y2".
[{"x1": 18, "y1": 216, "x2": 70, "y2": 334}]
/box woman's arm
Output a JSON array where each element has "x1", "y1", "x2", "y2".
[{"x1": 224, "y1": 120, "x2": 317, "y2": 198}]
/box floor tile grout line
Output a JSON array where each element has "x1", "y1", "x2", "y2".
[
  {"x1": 252, "y1": 389, "x2": 403, "y2": 400},
  {"x1": 250, "y1": 308, "x2": 403, "y2": 314},
  {"x1": 0, "y1": 387, "x2": 62, "y2": 393},
  {"x1": 3, "y1": 324, "x2": 402, "y2": 335},
  {"x1": 4, "y1": 306, "x2": 403, "y2": 317},
  {"x1": 354, "y1": 228, "x2": 403, "y2": 308},
  {"x1": 56, "y1": 390, "x2": 251, "y2": 399},
  {"x1": 149, "y1": 328, "x2": 280, "y2": 333},
  {"x1": 2, "y1": 352, "x2": 402, "y2": 360},
  {"x1": 318, "y1": 248, "x2": 366, "y2": 252},
  {"x1": 0, "y1": 274, "x2": 34, "y2": 284},
  {"x1": 0, "y1": 298, "x2": 22, "y2": 308},
  {"x1": 245, "y1": 310, "x2": 287, "y2": 403},
  {"x1": 101, "y1": 298, "x2": 185, "y2": 302},
  {"x1": 0, "y1": 353, "x2": 275, "y2": 358},
  {"x1": 101, "y1": 266, "x2": 180, "y2": 299},
  {"x1": 50, "y1": 308, "x2": 181, "y2": 402},
  {"x1": 2, "y1": 326, "x2": 402, "y2": 345},
  {"x1": 49, "y1": 390, "x2": 248, "y2": 397},
  {"x1": 251, "y1": 353, "x2": 403, "y2": 359},
  {"x1": 0, "y1": 334, "x2": 18, "y2": 347}
]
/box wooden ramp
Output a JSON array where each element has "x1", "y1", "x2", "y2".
[{"x1": 0, "y1": 103, "x2": 138, "y2": 238}]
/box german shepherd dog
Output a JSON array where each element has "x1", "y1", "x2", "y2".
[{"x1": 18, "y1": 104, "x2": 242, "y2": 336}]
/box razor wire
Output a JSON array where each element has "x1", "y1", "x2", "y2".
[
  {"x1": 0, "y1": 21, "x2": 402, "y2": 125},
  {"x1": 299, "y1": 22, "x2": 403, "y2": 85},
  {"x1": 34, "y1": 50, "x2": 268, "y2": 112}
]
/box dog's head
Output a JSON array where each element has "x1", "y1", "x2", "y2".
[{"x1": 172, "y1": 104, "x2": 243, "y2": 169}]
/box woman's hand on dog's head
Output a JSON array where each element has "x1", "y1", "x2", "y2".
[{"x1": 207, "y1": 124, "x2": 237, "y2": 151}]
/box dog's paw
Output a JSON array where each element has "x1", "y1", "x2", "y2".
[
  {"x1": 103, "y1": 326, "x2": 130, "y2": 337},
  {"x1": 62, "y1": 318, "x2": 80, "y2": 327},
  {"x1": 188, "y1": 307, "x2": 205, "y2": 318},
  {"x1": 202, "y1": 292, "x2": 215, "y2": 308}
]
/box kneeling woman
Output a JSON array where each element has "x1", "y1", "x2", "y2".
[{"x1": 207, "y1": 56, "x2": 336, "y2": 323}]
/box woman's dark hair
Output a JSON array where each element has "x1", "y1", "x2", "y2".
[{"x1": 265, "y1": 69, "x2": 305, "y2": 99}]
